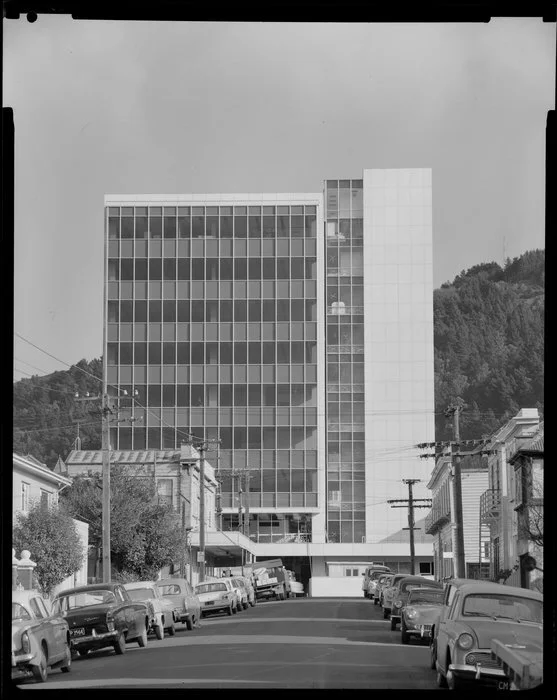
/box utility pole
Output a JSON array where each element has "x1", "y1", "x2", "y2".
[
  {"x1": 388, "y1": 480, "x2": 432, "y2": 575},
  {"x1": 445, "y1": 399, "x2": 467, "y2": 579},
  {"x1": 74, "y1": 389, "x2": 140, "y2": 582},
  {"x1": 198, "y1": 443, "x2": 206, "y2": 584}
]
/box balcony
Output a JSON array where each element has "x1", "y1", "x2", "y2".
[
  {"x1": 480, "y1": 489, "x2": 501, "y2": 523},
  {"x1": 424, "y1": 505, "x2": 451, "y2": 534}
]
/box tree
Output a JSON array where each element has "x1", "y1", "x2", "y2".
[
  {"x1": 61, "y1": 464, "x2": 185, "y2": 580},
  {"x1": 13, "y1": 502, "x2": 84, "y2": 597}
]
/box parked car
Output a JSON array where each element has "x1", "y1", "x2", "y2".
[
  {"x1": 362, "y1": 564, "x2": 392, "y2": 599},
  {"x1": 52, "y1": 583, "x2": 149, "y2": 656},
  {"x1": 373, "y1": 574, "x2": 393, "y2": 606},
  {"x1": 433, "y1": 580, "x2": 543, "y2": 690},
  {"x1": 123, "y1": 581, "x2": 176, "y2": 639},
  {"x1": 195, "y1": 579, "x2": 237, "y2": 617},
  {"x1": 12, "y1": 590, "x2": 72, "y2": 683},
  {"x1": 226, "y1": 577, "x2": 249, "y2": 610},
  {"x1": 400, "y1": 587, "x2": 445, "y2": 645},
  {"x1": 156, "y1": 577, "x2": 201, "y2": 630},
  {"x1": 381, "y1": 573, "x2": 407, "y2": 619},
  {"x1": 390, "y1": 576, "x2": 443, "y2": 630},
  {"x1": 232, "y1": 575, "x2": 257, "y2": 607}
]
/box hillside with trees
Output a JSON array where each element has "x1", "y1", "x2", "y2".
[
  {"x1": 434, "y1": 249, "x2": 544, "y2": 440},
  {"x1": 13, "y1": 250, "x2": 544, "y2": 467}
]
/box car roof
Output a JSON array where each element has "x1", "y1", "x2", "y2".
[
  {"x1": 156, "y1": 578, "x2": 188, "y2": 586},
  {"x1": 397, "y1": 575, "x2": 439, "y2": 584},
  {"x1": 53, "y1": 583, "x2": 120, "y2": 597},
  {"x1": 456, "y1": 582, "x2": 543, "y2": 600},
  {"x1": 408, "y1": 587, "x2": 444, "y2": 595},
  {"x1": 123, "y1": 581, "x2": 156, "y2": 589}
]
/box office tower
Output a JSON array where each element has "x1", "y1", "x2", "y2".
[{"x1": 104, "y1": 169, "x2": 434, "y2": 555}]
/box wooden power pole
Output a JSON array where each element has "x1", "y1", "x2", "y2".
[
  {"x1": 445, "y1": 399, "x2": 467, "y2": 579},
  {"x1": 388, "y1": 480, "x2": 432, "y2": 575}
]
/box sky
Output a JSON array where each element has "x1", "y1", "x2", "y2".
[{"x1": 5, "y1": 17, "x2": 554, "y2": 378}]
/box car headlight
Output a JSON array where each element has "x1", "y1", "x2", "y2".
[
  {"x1": 394, "y1": 599, "x2": 402, "y2": 608},
  {"x1": 147, "y1": 602, "x2": 155, "y2": 616},
  {"x1": 21, "y1": 631, "x2": 31, "y2": 654},
  {"x1": 457, "y1": 633, "x2": 475, "y2": 650},
  {"x1": 406, "y1": 608, "x2": 417, "y2": 620},
  {"x1": 106, "y1": 613, "x2": 115, "y2": 631}
]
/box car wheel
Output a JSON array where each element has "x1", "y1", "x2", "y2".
[
  {"x1": 77, "y1": 649, "x2": 89, "y2": 657},
  {"x1": 186, "y1": 615, "x2": 194, "y2": 631},
  {"x1": 383, "y1": 608, "x2": 389, "y2": 620},
  {"x1": 243, "y1": 601, "x2": 249, "y2": 610},
  {"x1": 227, "y1": 605, "x2": 233, "y2": 616},
  {"x1": 113, "y1": 632, "x2": 126, "y2": 655},
  {"x1": 137, "y1": 625, "x2": 148, "y2": 648},
  {"x1": 400, "y1": 620, "x2": 410, "y2": 645},
  {"x1": 155, "y1": 623, "x2": 164, "y2": 640},
  {"x1": 430, "y1": 640, "x2": 437, "y2": 670},
  {"x1": 167, "y1": 621, "x2": 176, "y2": 636},
  {"x1": 60, "y1": 641, "x2": 72, "y2": 673},
  {"x1": 232, "y1": 604, "x2": 238, "y2": 614},
  {"x1": 390, "y1": 617, "x2": 397, "y2": 631},
  {"x1": 32, "y1": 644, "x2": 48, "y2": 683}
]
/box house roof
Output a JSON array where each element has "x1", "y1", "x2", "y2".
[
  {"x1": 378, "y1": 516, "x2": 434, "y2": 544},
  {"x1": 13, "y1": 452, "x2": 72, "y2": 487}
]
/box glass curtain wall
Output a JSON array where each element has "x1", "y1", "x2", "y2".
[
  {"x1": 105, "y1": 201, "x2": 319, "y2": 516},
  {"x1": 324, "y1": 180, "x2": 366, "y2": 543}
]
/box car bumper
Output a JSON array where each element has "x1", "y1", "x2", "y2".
[
  {"x1": 391, "y1": 613, "x2": 401, "y2": 622},
  {"x1": 201, "y1": 603, "x2": 229, "y2": 612},
  {"x1": 70, "y1": 630, "x2": 120, "y2": 649},
  {"x1": 403, "y1": 625, "x2": 433, "y2": 639},
  {"x1": 449, "y1": 663, "x2": 508, "y2": 682}
]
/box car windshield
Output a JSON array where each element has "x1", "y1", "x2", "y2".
[
  {"x1": 127, "y1": 588, "x2": 156, "y2": 600},
  {"x1": 401, "y1": 581, "x2": 438, "y2": 593},
  {"x1": 12, "y1": 602, "x2": 32, "y2": 621},
  {"x1": 462, "y1": 594, "x2": 543, "y2": 623},
  {"x1": 408, "y1": 589, "x2": 444, "y2": 605},
  {"x1": 196, "y1": 583, "x2": 227, "y2": 594},
  {"x1": 54, "y1": 590, "x2": 116, "y2": 611},
  {"x1": 157, "y1": 584, "x2": 181, "y2": 596}
]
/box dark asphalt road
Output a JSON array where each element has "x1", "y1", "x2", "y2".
[{"x1": 18, "y1": 597, "x2": 440, "y2": 689}]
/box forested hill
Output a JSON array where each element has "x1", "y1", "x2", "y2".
[
  {"x1": 434, "y1": 249, "x2": 544, "y2": 441},
  {"x1": 13, "y1": 250, "x2": 544, "y2": 468}
]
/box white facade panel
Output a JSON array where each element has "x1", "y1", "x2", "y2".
[{"x1": 363, "y1": 169, "x2": 435, "y2": 543}]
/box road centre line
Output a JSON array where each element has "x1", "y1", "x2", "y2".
[
  {"x1": 201, "y1": 617, "x2": 388, "y2": 624},
  {"x1": 127, "y1": 634, "x2": 430, "y2": 649}
]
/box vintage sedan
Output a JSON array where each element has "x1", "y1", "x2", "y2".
[
  {"x1": 228, "y1": 577, "x2": 249, "y2": 610},
  {"x1": 390, "y1": 576, "x2": 443, "y2": 631},
  {"x1": 156, "y1": 577, "x2": 201, "y2": 630},
  {"x1": 12, "y1": 590, "x2": 72, "y2": 683},
  {"x1": 433, "y1": 581, "x2": 543, "y2": 690},
  {"x1": 233, "y1": 575, "x2": 257, "y2": 607},
  {"x1": 124, "y1": 581, "x2": 177, "y2": 639},
  {"x1": 400, "y1": 587, "x2": 444, "y2": 644},
  {"x1": 195, "y1": 580, "x2": 237, "y2": 617},
  {"x1": 372, "y1": 573, "x2": 393, "y2": 606},
  {"x1": 381, "y1": 573, "x2": 408, "y2": 619},
  {"x1": 52, "y1": 583, "x2": 149, "y2": 656}
]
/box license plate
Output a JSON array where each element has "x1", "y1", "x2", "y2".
[
  {"x1": 497, "y1": 681, "x2": 510, "y2": 691},
  {"x1": 70, "y1": 628, "x2": 86, "y2": 637}
]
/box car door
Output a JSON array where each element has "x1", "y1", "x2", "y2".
[
  {"x1": 28, "y1": 596, "x2": 57, "y2": 661},
  {"x1": 115, "y1": 586, "x2": 135, "y2": 638},
  {"x1": 185, "y1": 580, "x2": 201, "y2": 619},
  {"x1": 436, "y1": 587, "x2": 459, "y2": 672},
  {"x1": 39, "y1": 595, "x2": 66, "y2": 663}
]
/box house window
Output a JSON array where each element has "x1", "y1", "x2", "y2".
[
  {"x1": 157, "y1": 478, "x2": 173, "y2": 507},
  {"x1": 40, "y1": 489, "x2": 51, "y2": 509},
  {"x1": 345, "y1": 568, "x2": 359, "y2": 577},
  {"x1": 419, "y1": 561, "x2": 433, "y2": 575},
  {"x1": 21, "y1": 482, "x2": 30, "y2": 511}
]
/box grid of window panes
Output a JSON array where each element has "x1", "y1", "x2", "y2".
[
  {"x1": 222, "y1": 513, "x2": 312, "y2": 543},
  {"x1": 105, "y1": 203, "x2": 319, "y2": 510},
  {"x1": 324, "y1": 180, "x2": 366, "y2": 544}
]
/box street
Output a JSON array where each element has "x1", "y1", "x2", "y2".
[{"x1": 18, "y1": 598, "x2": 440, "y2": 689}]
